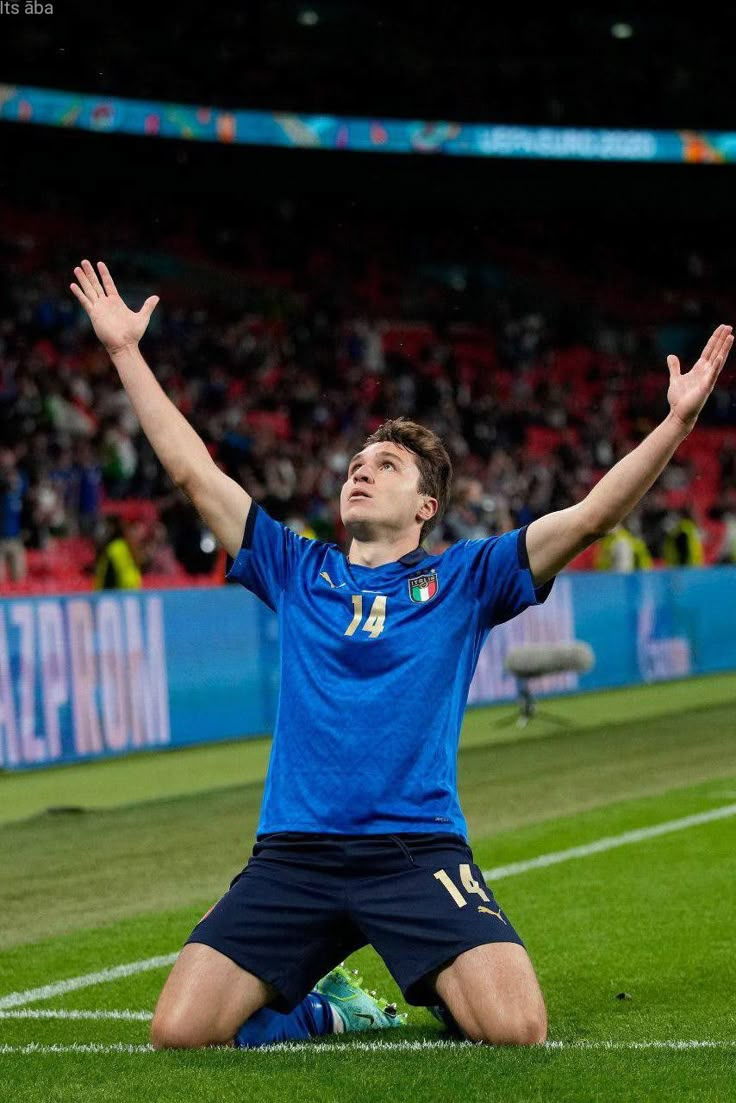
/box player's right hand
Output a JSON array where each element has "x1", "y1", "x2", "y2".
[{"x1": 70, "y1": 259, "x2": 159, "y2": 355}]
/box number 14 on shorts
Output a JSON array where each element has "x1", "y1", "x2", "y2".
[{"x1": 434, "y1": 864, "x2": 496, "y2": 910}]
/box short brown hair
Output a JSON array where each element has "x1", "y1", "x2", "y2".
[{"x1": 362, "y1": 418, "x2": 453, "y2": 542}]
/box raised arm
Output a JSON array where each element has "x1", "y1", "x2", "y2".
[
  {"x1": 70, "y1": 260, "x2": 250, "y2": 559},
  {"x1": 525, "y1": 324, "x2": 734, "y2": 585}
]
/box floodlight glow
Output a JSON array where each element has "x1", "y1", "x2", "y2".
[
  {"x1": 611, "y1": 22, "x2": 633, "y2": 39},
  {"x1": 298, "y1": 9, "x2": 319, "y2": 26}
]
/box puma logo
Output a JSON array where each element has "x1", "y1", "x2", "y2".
[
  {"x1": 478, "y1": 905, "x2": 507, "y2": 924},
  {"x1": 320, "y1": 571, "x2": 347, "y2": 589}
]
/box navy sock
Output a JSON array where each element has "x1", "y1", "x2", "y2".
[
  {"x1": 233, "y1": 992, "x2": 335, "y2": 1049},
  {"x1": 432, "y1": 1001, "x2": 464, "y2": 1038}
]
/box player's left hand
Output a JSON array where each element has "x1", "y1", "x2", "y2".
[{"x1": 667, "y1": 323, "x2": 734, "y2": 429}]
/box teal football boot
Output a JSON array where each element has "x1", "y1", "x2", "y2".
[{"x1": 315, "y1": 965, "x2": 407, "y2": 1032}]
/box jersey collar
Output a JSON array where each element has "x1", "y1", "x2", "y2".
[
  {"x1": 344, "y1": 545, "x2": 428, "y2": 569},
  {"x1": 397, "y1": 547, "x2": 427, "y2": 566}
]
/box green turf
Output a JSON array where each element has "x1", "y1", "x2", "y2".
[
  {"x1": 2, "y1": 676, "x2": 736, "y2": 1101},
  {"x1": 0, "y1": 734, "x2": 273, "y2": 826},
  {"x1": 0, "y1": 1050, "x2": 733, "y2": 1103},
  {"x1": 1, "y1": 787, "x2": 734, "y2": 1100}
]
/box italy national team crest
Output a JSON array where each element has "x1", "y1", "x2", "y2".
[{"x1": 408, "y1": 570, "x2": 439, "y2": 604}]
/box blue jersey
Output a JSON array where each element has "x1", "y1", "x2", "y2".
[
  {"x1": 228, "y1": 504, "x2": 553, "y2": 840},
  {"x1": 0, "y1": 470, "x2": 28, "y2": 539}
]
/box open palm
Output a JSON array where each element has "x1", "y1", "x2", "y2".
[
  {"x1": 70, "y1": 260, "x2": 159, "y2": 355},
  {"x1": 667, "y1": 324, "x2": 733, "y2": 428}
]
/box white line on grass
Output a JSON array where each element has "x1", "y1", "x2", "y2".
[
  {"x1": 3, "y1": 801, "x2": 735, "y2": 1013},
  {"x1": 1, "y1": 1040, "x2": 735, "y2": 1055},
  {"x1": 0, "y1": 1009, "x2": 152, "y2": 1021},
  {"x1": 0, "y1": 954, "x2": 177, "y2": 1011},
  {"x1": 0, "y1": 1043, "x2": 154, "y2": 1054},
  {"x1": 482, "y1": 802, "x2": 736, "y2": 881}
]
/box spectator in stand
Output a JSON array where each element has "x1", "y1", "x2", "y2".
[
  {"x1": 94, "y1": 515, "x2": 142, "y2": 590},
  {"x1": 594, "y1": 522, "x2": 653, "y2": 571},
  {"x1": 712, "y1": 505, "x2": 736, "y2": 564},
  {"x1": 284, "y1": 515, "x2": 317, "y2": 539},
  {"x1": 161, "y1": 495, "x2": 218, "y2": 575},
  {"x1": 662, "y1": 510, "x2": 705, "y2": 566},
  {"x1": 145, "y1": 520, "x2": 181, "y2": 576},
  {"x1": 73, "y1": 439, "x2": 104, "y2": 537},
  {"x1": 27, "y1": 462, "x2": 66, "y2": 549},
  {"x1": 442, "y1": 477, "x2": 513, "y2": 544},
  {"x1": 48, "y1": 443, "x2": 78, "y2": 530},
  {"x1": 100, "y1": 416, "x2": 138, "y2": 499},
  {"x1": 8, "y1": 372, "x2": 44, "y2": 441},
  {"x1": 0, "y1": 447, "x2": 28, "y2": 584}
]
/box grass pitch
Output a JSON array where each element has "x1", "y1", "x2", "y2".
[{"x1": 1, "y1": 675, "x2": 736, "y2": 1101}]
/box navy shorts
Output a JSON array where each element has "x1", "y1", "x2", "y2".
[{"x1": 186, "y1": 831, "x2": 524, "y2": 1011}]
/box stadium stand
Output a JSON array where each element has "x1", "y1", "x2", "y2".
[{"x1": 2, "y1": 194, "x2": 735, "y2": 595}]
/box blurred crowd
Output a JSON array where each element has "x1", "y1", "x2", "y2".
[{"x1": 1, "y1": 198, "x2": 736, "y2": 590}]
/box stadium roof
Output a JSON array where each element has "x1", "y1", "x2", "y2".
[{"x1": 2, "y1": 5, "x2": 736, "y2": 130}]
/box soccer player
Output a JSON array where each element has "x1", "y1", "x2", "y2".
[{"x1": 70, "y1": 260, "x2": 732, "y2": 1049}]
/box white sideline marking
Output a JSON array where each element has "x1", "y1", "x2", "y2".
[
  {"x1": 482, "y1": 803, "x2": 736, "y2": 881},
  {"x1": 0, "y1": 954, "x2": 177, "y2": 1011},
  {"x1": 0, "y1": 1040, "x2": 735, "y2": 1055},
  {"x1": 0, "y1": 1009, "x2": 152, "y2": 1021},
  {"x1": 2, "y1": 802, "x2": 735, "y2": 1013}
]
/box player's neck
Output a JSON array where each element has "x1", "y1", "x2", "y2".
[{"x1": 347, "y1": 532, "x2": 422, "y2": 568}]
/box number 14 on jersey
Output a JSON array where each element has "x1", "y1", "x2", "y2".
[{"x1": 344, "y1": 594, "x2": 387, "y2": 639}]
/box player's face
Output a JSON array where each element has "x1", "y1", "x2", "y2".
[{"x1": 340, "y1": 442, "x2": 434, "y2": 539}]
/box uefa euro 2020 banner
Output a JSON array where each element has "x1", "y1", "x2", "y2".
[
  {"x1": 1, "y1": 567, "x2": 735, "y2": 770},
  {"x1": 3, "y1": 82, "x2": 736, "y2": 165}
]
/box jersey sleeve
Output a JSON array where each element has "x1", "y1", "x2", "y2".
[
  {"x1": 226, "y1": 503, "x2": 311, "y2": 611},
  {"x1": 464, "y1": 526, "x2": 554, "y2": 627}
]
